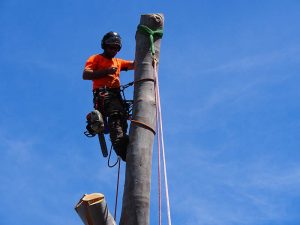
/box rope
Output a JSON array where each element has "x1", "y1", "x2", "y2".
[
  {"x1": 114, "y1": 158, "x2": 121, "y2": 221},
  {"x1": 155, "y1": 80, "x2": 162, "y2": 225},
  {"x1": 137, "y1": 25, "x2": 163, "y2": 55},
  {"x1": 108, "y1": 145, "x2": 119, "y2": 168},
  {"x1": 107, "y1": 144, "x2": 121, "y2": 221},
  {"x1": 153, "y1": 58, "x2": 172, "y2": 225}
]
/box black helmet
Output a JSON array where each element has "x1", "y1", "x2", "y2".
[{"x1": 101, "y1": 32, "x2": 122, "y2": 50}]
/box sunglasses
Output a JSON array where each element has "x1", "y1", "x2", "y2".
[{"x1": 107, "y1": 45, "x2": 120, "y2": 51}]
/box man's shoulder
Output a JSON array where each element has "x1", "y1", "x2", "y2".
[
  {"x1": 86, "y1": 54, "x2": 107, "y2": 66},
  {"x1": 87, "y1": 54, "x2": 102, "y2": 60},
  {"x1": 114, "y1": 57, "x2": 131, "y2": 63}
]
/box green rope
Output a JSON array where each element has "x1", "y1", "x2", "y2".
[{"x1": 137, "y1": 24, "x2": 163, "y2": 55}]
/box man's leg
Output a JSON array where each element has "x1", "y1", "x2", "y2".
[
  {"x1": 106, "y1": 92, "x2": 129, "y2": 161},
  {"x1": 108, "y1": 113, "x2": 128, "y2": 161}
]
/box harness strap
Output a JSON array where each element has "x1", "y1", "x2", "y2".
[
  {"x1": 135, "y1": 78, "x2": 155, "y2": 83},
  {"x1": 129, "y1": 119, "x2": 156, "y2": 135}
]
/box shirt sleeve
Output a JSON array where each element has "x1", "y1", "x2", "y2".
[
  {"x1": 84, "y1": 55, "x2": 97, "y2": 70},
  {"x1": 120, "y1": 59, "x2": 134, "y2": 71}
]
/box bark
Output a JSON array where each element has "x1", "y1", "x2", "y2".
[{"x1": 119, "y1": 13, "x2": 164, "y2": 225}]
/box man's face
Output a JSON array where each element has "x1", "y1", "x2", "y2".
[{"x1": 104, "y1": 44, "x2": 120, "y2": 58}]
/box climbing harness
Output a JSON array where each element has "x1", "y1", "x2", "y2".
[{"x1": 84, "y1": 85, "x2": 134, "y2": 159}]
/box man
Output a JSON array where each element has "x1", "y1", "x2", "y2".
[{"x1": 83, "y1": 31, "x2": 134, "y2": 161}]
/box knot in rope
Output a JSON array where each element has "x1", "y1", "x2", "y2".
[{"x1": 137, "y1": 24, "x2": 163, "y2": 55}]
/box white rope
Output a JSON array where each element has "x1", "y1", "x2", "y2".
[
  {"x1": 154, "y1": 58, "x2": 172, "y2": 225},
  {"x1": 154, "y1": 61, "x2": 162, "y2": 225}
]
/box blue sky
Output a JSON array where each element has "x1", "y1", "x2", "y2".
[{"x1": 1, "y1": 1, "x2": 300, "y2": 225}]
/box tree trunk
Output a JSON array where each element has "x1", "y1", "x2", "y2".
[
  {"x1": 120, "y1": 13, "x2": 164, "y2": 225},
  {"x1": 75, "y1": 193, "x2": 116, "y2": 225}
]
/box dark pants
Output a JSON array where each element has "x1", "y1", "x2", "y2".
[{"x1": 93, "y1": 88, "x2": 128, "y2": 161}]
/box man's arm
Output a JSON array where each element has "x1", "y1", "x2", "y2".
[
  {"x1": 82, "y1": 67, "x2": 117, "y2": 80},
  {"x1": 120, "y1": 61, "x2": 135, "y2": 71}
]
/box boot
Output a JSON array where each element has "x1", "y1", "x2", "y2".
[{"x1": 113, "y1": 135, "x2": 129, "y2": 161}]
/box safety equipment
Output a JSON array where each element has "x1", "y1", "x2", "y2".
[
  {"x1": 84, "y1": 83, "x2": 134, "y2": 161},
  {"x1": 85, "y1": 110, "x2": 105, "y2": 136},
  {"x1": 101, "y1": 32, "x2": 122, "y2": 51}
]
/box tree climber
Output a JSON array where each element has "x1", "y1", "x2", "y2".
[{"x1": 83, "y1": 31, "x2": 134, "y2": 161}]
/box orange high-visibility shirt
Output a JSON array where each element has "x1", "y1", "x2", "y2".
[{"x1": 84, "y1": 54, "x2": 133, "y2": 90}]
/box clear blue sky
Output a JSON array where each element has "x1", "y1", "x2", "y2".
[{"x1": 1, "y1": 1, "x2": 300, "y2": 225}]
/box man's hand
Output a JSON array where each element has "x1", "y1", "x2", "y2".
[
  {"x1": 106, "y1": 67, "x2": 117, "y2": 74},
  {"x1": 83, "y1": 67, "x2": 117, "y2": 80}
]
